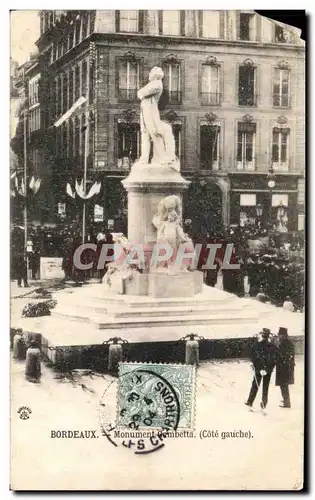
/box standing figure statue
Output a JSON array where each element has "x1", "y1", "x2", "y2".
[{"x1": 137, "y1": 66, "x2": 179, "y2": 169}]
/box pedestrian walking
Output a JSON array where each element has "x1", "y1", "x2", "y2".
[
  {"x1": 245, "y1": 328, "x2": 278, "y2": 410},
  {"x1": 275, "y1": 327, "x2": 295, "y2": 408}
]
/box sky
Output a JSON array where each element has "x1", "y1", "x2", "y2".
[{"x1": 10, "y1": 10, "x2": 40, "y2": 65}]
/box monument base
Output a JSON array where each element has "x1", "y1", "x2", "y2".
[
  {"x1": 148, "y1": 271, "x2": 203, "y2": 298},
  {"x1": 11, "y1": 283, "x2": 304, "y2": 367},
  {"x1": 107, "y1": 271, "x2": 203, "y2": 298}
]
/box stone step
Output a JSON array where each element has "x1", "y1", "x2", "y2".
[
  {"x1": 53, "y1": 297, "x2": 245, "y2": 314},
  {"x1": 54, "y1": 292, "x2": 247, "y2": 311},
  {"x1": 92, "y1": 312, "x2": 258, "y2": 329},
  {"x1": 52, "y1": 306, "x2": 258, "y2": 329},
  {"x1": 52, "y1": 298, "x2": 255, "y2": 321}
]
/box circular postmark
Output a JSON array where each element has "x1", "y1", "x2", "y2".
[{"x1": 99, "y1": 367, "x2": 181, "y2": 455}]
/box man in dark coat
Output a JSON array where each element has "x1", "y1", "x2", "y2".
[
  {"x1": 245, "y1": 328, "x2": 278, "y2": 410},
  {"x1": 276, "y1": 327, "x2": 295, "y2": 408}
]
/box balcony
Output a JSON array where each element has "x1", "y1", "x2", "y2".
[
  {"x1": 200, "y1": 92, "x2": 221, "y2": 106},
  {"x1": 238, "y1": 93, "x2": 257, "y2": 107},
  {"x1": 236, "y1": 158, "x2": 256, "y2": 171},
  {"x1": 273, "y1": 93, "x2": 290, "y2": 108},
  {"x1": 118, "y1": 88, "x2": 138, "y2": 101}
]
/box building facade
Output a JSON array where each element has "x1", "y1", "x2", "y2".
[{"x1": 29, "y1": 10, "x2": 305, "y2": 233}]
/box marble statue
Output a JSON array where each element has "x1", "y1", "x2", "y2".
[
  {"x1": 152, "y1": 195, "x2": 193, "y2": 271},
  {"x1": 137, "y1": 66, "x2": 179, "y2": 169}
]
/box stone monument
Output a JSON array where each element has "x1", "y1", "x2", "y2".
[
  {"x1": 108, "y1": 66, "x2": 203, "y2": 297},
  {"x1": 49, "y1": 66, "x2": 259, "y2": 349}
]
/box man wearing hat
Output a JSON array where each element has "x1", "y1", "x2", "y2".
[
  {"x1": 245, "y1": 328, "x2": 278, "y2": 410},
  {"x1": 275, "y1": 327, "x2": 295, "y2": 408}
]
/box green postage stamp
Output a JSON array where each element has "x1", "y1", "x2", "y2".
[{"x1": 117, "y1": 363, "x2": 196, "y2": 431}]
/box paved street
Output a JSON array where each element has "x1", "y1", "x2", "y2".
[{"x1": 11, "y1": 355, "x2": 304, "y2": 490}]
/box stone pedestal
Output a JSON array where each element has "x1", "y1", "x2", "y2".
[
  {"x1": 122, "y1": 162, "x2": 189, "y2": 246},
  {"x1": 148, "y1": 271, "x2": 203, "y2": 298}
]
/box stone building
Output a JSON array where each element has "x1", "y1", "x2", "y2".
[{"x1": 32, "y1": 10, "x2": 305, "y2": 233}]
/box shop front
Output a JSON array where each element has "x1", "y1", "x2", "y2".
[{"x1": 229, "y1": 174, "x2": 299, "y2": 232}]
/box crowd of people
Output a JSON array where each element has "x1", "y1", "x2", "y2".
[{"x1": 11, "y1": 221, "x2": 304, "y2": 312}]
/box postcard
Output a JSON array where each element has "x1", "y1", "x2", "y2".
[{"x1": 10, "y1": 9, "x2": 305, "y2": 490}]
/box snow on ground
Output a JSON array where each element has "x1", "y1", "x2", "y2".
[{"x1": 10, "y1": 356, "x2": 304, "y2": 491}]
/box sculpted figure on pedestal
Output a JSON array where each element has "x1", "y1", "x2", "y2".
[
  {"x1": 152, "y1": 195, "x2": 193, "y2": 271},
  {"x1": 137, "y1": 67, "x2": 179, "y2": 169}
]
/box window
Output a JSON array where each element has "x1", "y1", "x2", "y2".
[
  {"x1": 172, "y1": 123, "x2": 182, "y2": 159},
  {"x1": 240, "y1": 194, "x2": 256, "y2": 206},
  {"x1": 117, "y1": 122, "x2": 140, "y2": 167},
  {"x1": 118, "y1": 59, "x2": 140, "y2": 101},
  {"x1": 55, "y1": 77, "x2": 60, "y2": 118},
  {"x1": 69, "y1": 119, "x2": 74, "y2": 157},
  {"x1": 62, "y1": 73, "x2": 68, "y2": 113},
  {"x1": 88, "y1": 112, "x2": 95, "y2": 165},
  {"x1": 201, "y1": 11, "x2": 220, "y2": 38},
  {"x1": 237, "y1": 122, "x2": 256, "y2": 170},
  {"x1": 162, "y1": 62, "x2": 181, "y2": 103},
  {"x1": 201, "y1": 64, "x2": 220, "y2": 105},
  {"x1": 82, "y1": 13, "x2": 89, "y2": 39},
  {"x1": 200, "y1": 124, "x2": 220, "y2": 170},
  {"x1": 74, "y1": 116, "x2": 80, "y2": 159},
  {"x1": 238, "y1": 64, "x2": 256, "y2": 106},
  {"x1": 68, "y1": 30, "x2": 74, "y2": 50},
  {"x1": 89, "y1": 60, "x2": 94, "y2": 104},
  {"x1": 82, "y1": 60, "x2": 87, "y2": 97},
  {"x1": 272, "y1": 194, "x2": 288, "y2": 207},
  {"x1": 61, "y1": 123, "x2": 67, "y2": 156},
  {"x1": 118, "y1": 11, "x2": 139, "y2": 32},
  {"x1": 162, "y1": 11, "x2": 180, "y2": 36},
  {"x1": 48, "y1": 11, "x2": 54, "y2": 28},
  {"x1": 75, "y1": 18, "x2": 81, "y2": 45},
  {"x1": 272, "y1": 127, "x2": 289, "y2": 170},
  {"x1": 40, "y1": 13, "x2": 45, "y2": 35},
  {"x1": 52, "y1": 43, "x2": 56, "y2": 61},
  {"x1": 29, "y1": 79, "x2": 39, "y2": 107},
  {"x1": 239, "y1": 13, "x2": 256, "y2": 41},
  {"x1": 273, "y1": 68, "x2": 290, "y2": 107},
  {"x1": 29, "y1": 108, "x2": 41, "y2": 133},
  {"x1": 69, "y1": 69, "x2": 74, "y2": 106},
  {"x1": 75, "y1": 65, "x2": 80, "y2": 101},
  {"x1": 57, "y1": 40, "x2": 63, "y2": 59}
]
